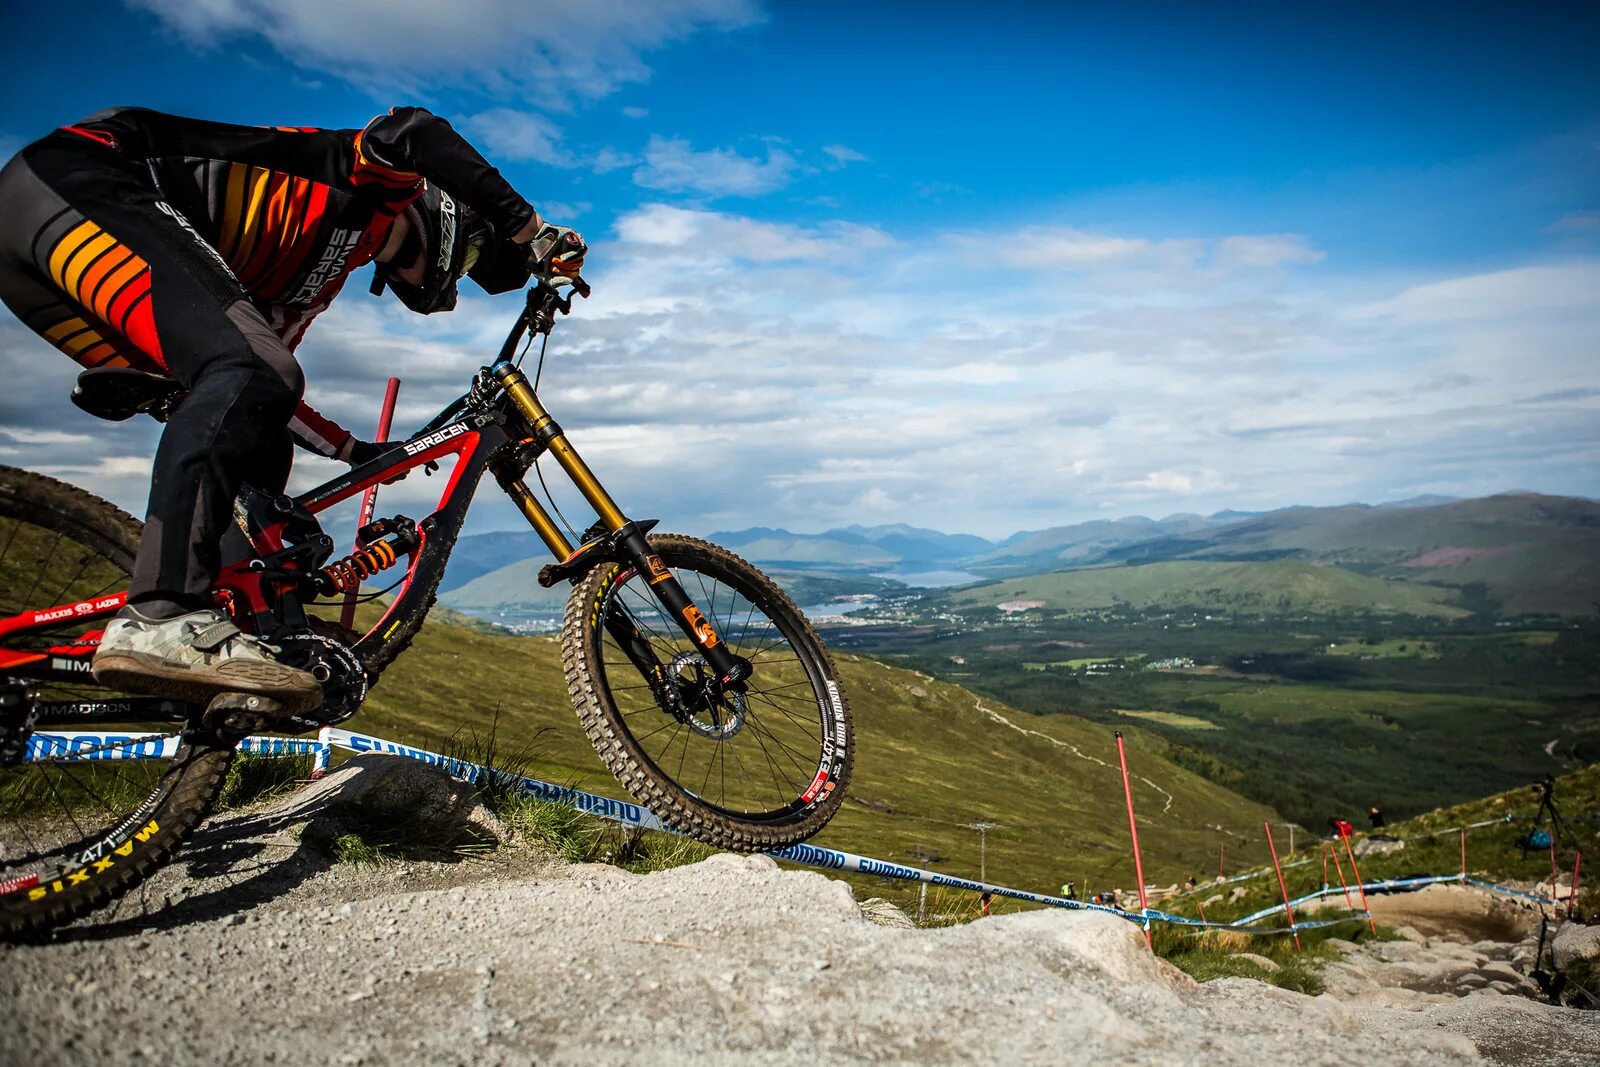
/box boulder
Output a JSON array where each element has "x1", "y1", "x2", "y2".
[
  {"x1": 289, "y1": 752, "x2": 510, "y2": 854},
  {"x1": 1551, "y1": 921, "x2": 1600, "y2": 970},
  {"x1": 1353, "y1": 835, "x2": 1405, "y2": 857},
  {"x1": 1394, "y1": 925, "x2": 1429, "y2": 945},
  {"x1": 859, "y1": 897, "x2": 917, "y2": 929}
]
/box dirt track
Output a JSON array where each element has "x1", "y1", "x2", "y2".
[
  {"x1": 1, "y1": 757, "x2": 1595, "y2": 1065},
  {"x1": 1305, "y1": 881, "x2": 1542, "y2": 942}
]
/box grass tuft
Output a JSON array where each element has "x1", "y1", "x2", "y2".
[
  {"x1": 217, "y1": 753, "x2": 313, "y2": 810},
  {"x1": 491, "y1": 791, "x2": 715, "y2": 873}
]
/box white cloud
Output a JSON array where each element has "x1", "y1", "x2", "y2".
[
  {"x1": 613, "y1": 203, "x2": 892, "y2": 263},
  {"x1": 463, "y1": 109, "x2": 573, "y2": 166},
  {"x1": 822, "y1": 144, "x2": 868, "y2": 166},
  {"x1": 1124, "y1": 470, "x2": 1193, "y2": 493},
  {"x1": 127, "y1": 0, "x2": 762, "y2": 103},
  {"x1": 537, "y1": 200, "x2": 593, "y2": 220},
  {"x1": 1351, "y1": 262, "x2": 1600, "y2": 323},
  {"x1": 975, "y1": 227, "x2": 1324, "y2": 278},
  {"x1": 591, "y1": 147, "x2": 637, "y2": 174},
  {"x1": 0, "y1": 428, "x2": 95, "y2": 446},
  {"x1": 1549, "y1": 210, "x2": 1600, "y2": 232},
  {"x1": 1211, "y1": 234, "x2": 1325, "y2": 271},
  {"x1": 621, "y1": 106, "x2": 650, "y2": 119},
  {"x1": 632, "y1": 136, "x2": 798, "y2": 197},
  {"x1": 985, "y1": 226, "x2": 1202, "y2": 271},
  {"x1": 3, "y1": 196, "x2": 1595, "y2": 540}
]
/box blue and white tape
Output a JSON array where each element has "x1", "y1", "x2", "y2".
[{"x1": 18, "y1": 727, "x2": 1567, "y2": 933}]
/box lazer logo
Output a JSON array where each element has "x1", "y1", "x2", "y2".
[
  {"x1": 292, "y1": 227, "x2": 361, "y2": 303},
  {"x1": 436, "y1": 193, "x2": 458, "y2": 272},
  {"x1": 154, "y1": 201, "x2": 238, "y2": 281},
  {"x1": 403, "y1": 422, "x2": 468, "y2": 455},
  {"x1": 32, "y1": 595, "x2": 121, "y2": 624}
]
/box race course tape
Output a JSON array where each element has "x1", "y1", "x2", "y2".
[{"x1": 20, "y1": 729, "x2": 1564, "y2": 933}]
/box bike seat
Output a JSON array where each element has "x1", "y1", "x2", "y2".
[{"x1": 70, "y1": 367, "x2": 185, "y2": 423}]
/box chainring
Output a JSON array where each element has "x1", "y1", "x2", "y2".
[{"x1": 273, "y1": 631, "x2": 369, "y2": 729}]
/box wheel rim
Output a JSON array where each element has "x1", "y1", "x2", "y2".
[
  {"x1": 0, "y1": 504, "x2": 189, "y2": 902},
  {"x1": 595, "y1": 558, "x2": 836, "y2": 822}
]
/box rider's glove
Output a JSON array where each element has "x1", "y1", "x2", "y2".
[
  {"x1": 338, "y1": 438, "x2": 387, "y2": 467},
  {"x1": 527, "y1": 223, "x2": 586, "y2": 277},
  {"x1": 338, "y1": 436, "x2": 431, "y2": 483}
]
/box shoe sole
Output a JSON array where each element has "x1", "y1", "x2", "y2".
[{"x1": 93, "y1": 652, "x2": 322, "y2": 716}]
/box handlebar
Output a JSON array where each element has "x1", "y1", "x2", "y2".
[{"x1": 492, "y1": 272, "x2": 590, "y2": 364}]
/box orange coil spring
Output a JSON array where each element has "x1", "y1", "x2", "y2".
[{"x1": 319, "y1": 539, "x2": 400, "y2": 595}]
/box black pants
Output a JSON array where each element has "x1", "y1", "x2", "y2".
[{"x1": 0, "y1": 132, "x2": 303, "y2": 608}]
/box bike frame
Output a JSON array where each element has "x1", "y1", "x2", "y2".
[{"x1": 1, "y1": 282, "x2": 748, "y2": 721}]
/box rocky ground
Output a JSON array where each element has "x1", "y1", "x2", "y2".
[{"x1": 1, "y1": 756, "x2": 1595, "y2": 1065}]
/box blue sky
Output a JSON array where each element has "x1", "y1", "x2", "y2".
[{"x1": 1, "y1": 1, "x2": 1597, "y2": 538}]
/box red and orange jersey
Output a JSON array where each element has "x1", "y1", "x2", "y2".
[{"x1": 57, "y1": 106, "x2": 535, "y2": 347}]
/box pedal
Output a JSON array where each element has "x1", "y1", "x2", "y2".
[{"x1": 202, "y1": 691, "x2": 285, "y2": 736}]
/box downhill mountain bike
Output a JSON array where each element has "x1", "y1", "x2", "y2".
[{"x1": 0, "y1": 273, "x2": 853, "y2": 935}]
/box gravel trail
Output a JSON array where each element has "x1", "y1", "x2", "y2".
[{"x1": 2, "y1": 757, "x2": 1594, "y2": 1065}]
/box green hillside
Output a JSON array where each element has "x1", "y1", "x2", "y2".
[
  {"x1": 971, "y1": 514, "x2": 1218, "y2": 573},
  {"x1": 1103, "y1": 494, "x2": 1600, "y2": 616},
  {"x1": 716, "y1": 536, "x2": 898, "y2": 568},
  {"x1": 443, "y1": 558, "x2": 905, "y2": 617},
  {"x1": 942, "y1": 560, "x2": 1469, "y2": 618},
  {"x1": 1166, "y1": 764, "x2": 1600, "y2": 928},
  {"x1": 440, "y1": 557, "x2": 570, "y2": 613},
  {"x1": 346, "y1": 607, "x2": 1280, "y2": 893}
]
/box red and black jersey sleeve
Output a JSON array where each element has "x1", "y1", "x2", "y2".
[{"x1": 357, "y1": 107, "x2": 537, "y2": 239}]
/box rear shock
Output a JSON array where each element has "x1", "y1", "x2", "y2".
[{"x1": 314, "y1": 517, "x2": 419, "y2": 597}]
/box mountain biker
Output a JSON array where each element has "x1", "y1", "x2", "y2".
[{"x1": 0, "y1": 106, "x2": 586, "y2": 711}]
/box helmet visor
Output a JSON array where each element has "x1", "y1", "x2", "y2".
[{"x1": 460, "y1": 222, "x2": 490, "y2": 278}]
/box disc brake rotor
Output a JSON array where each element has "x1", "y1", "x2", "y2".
[{"x1": 667, "y1": 651, "x2": 746, "y2": 739}]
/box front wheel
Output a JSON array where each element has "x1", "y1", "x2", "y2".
[{"x1": 562, "y1": 534, "x2": 852, "y2": 851}]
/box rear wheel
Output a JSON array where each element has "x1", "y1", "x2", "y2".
[
  {"x1": 563, "y1": 534, "x2": 852, "y2": 851},
  {"x1": 0, "y1": 466, "x2": 234, "y2": 937}
]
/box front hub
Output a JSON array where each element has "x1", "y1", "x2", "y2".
[{"x1": 667, "y1": 651, "x2": 747, "y2": 739}]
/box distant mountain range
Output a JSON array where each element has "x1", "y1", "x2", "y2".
[{"x1": 440, "y1": 491, "x2": 1600, "y2": 617}]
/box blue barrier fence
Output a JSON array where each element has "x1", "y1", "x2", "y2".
[{"x1": 21, "y1": 728, "x2": 1566, "y2": 937}]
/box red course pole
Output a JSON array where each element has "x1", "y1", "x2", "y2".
[
  {"x1": 1263, "y1": 822, "x2": 1301, "y2": 952},
  {"x1": 1329, "y1": 844, "x2": 1355, "y2": 911},
  {"x1": 1341, "y1": 833, "x2": 1378, "y2": 935},
  {"x1": 340, "y1": 376, "x2": 401, "y2": 631},
  {"x1": 1114, "y1": 732, "x2": 1152, "y2": 949}
]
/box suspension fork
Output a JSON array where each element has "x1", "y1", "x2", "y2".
[{"x1": 490, "y1": 363, "x2": 751, "y2": 688}]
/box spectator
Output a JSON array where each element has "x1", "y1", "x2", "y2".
[{"x1": 1368, "y1": 806, "x2": 1385, "y2": 829}]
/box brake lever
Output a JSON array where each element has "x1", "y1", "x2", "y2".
[{"x1": 527, "y1": 274, "x2": 589, "y2": 334}]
